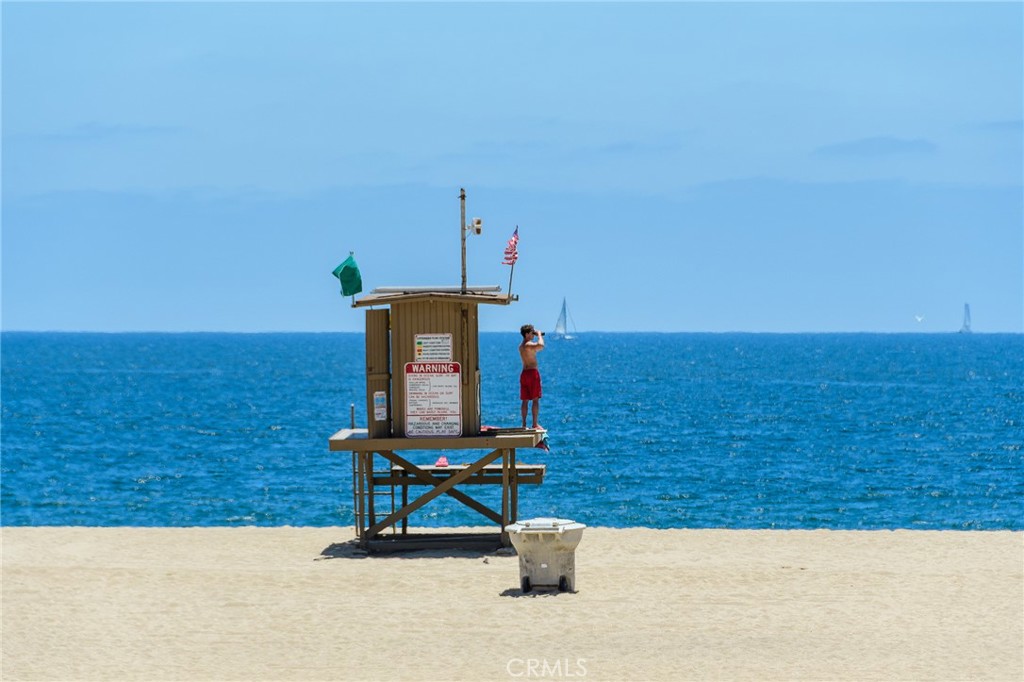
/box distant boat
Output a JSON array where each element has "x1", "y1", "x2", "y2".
[
  {"x1": 959, "y1": 303, "x2": 972, "y2": 333},
  {"x1": 553, "y1": 297, "x2": 577, "y2": 340}
]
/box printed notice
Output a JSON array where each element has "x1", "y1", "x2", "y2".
[
  {"x1": 414, "y1": 333, "x2": 453, "y2": 362},
  {"x1": 404, "y1": 362, "x2": 461, "y2": 437},
  {"x1": 373, "y1": 391, "x2": 387, "y2": 421}
]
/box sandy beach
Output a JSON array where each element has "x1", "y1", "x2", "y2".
[{"x1": 2, "y1": 526, "x2": 1021, "y2": 681}]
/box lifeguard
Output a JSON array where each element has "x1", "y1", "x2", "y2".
[{"x1": 519, "y1": 323, "x2": 545, "y2": 429}]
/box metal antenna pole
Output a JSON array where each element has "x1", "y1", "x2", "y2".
[{"x1": 460, "y1": 188, "x2": 467, "y2": 294}]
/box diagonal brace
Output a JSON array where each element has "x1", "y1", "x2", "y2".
[
  {"x1": 366, "y1": 449, "x2": 503, "y2": 538},
  {"x1": 377, "y1": 450, "x2": 503, "y2": 525}
]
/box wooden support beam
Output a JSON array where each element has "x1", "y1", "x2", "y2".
[
  {"x1": 376, "y1": 450, "x2": 502, "y2": 525},
  {"x1": 371, "y1": 463, "x2": 545, "y2": 486},
  {"x1": 330, "y1": 429, "x2": 542, "y2": 452},
  {"x1": 365, "y1": 449, "x2": 502, "y2": 538}
]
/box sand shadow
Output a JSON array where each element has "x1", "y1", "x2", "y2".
[
  {"x1": 498, "y1": 587, "x2": 576, "y2": 598},
  {"x1": 318, "y1": 539, "x2": 515, "y2": 561},
  {"x1": 317, "y1": 540, "x2": 371, "y2": 560}
]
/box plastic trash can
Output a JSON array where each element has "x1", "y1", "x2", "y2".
[{"x1": 504, "y1": 517, "x2": 586, "y2": 593}]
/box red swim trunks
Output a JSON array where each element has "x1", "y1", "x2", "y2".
[{"x1": 520, "y1": 368, "x2": 542, "y2": 400}]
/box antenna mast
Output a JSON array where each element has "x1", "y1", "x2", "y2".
[{"x1": 459, "y1": 188, "x2": 467, "y2": 294}]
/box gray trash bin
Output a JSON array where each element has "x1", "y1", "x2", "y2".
[{"x1": 504, "y1": 517, "x2": 586, "y2": 593}]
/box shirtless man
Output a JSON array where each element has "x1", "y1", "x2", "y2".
[{"x1": 519, "y1": 323, "x2": 545, "y2": 429}]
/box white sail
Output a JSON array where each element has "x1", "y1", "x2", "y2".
[
  {"x1": 553, "y1": 298, "x2": 576, "y2": 339},
  {"x1": 960, "y1": 303, "x2": 972, "y2": 333}
]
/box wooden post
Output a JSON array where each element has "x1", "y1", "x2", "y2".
[
  {"x1": 368, "y1": 453, "x2": 376, "y2": 529},
  {"x1": 502, "y1": 448, "x2": 510, "y2": 528},
  {"x1": 401, "y1": 469, "x2": 409, "y2": 534},
  {"x1": 356, "y1": 452, "x2": 367, "y2": 542},
  {"x1": 351, "y1": 451, "x2": 358, "y2": 537},
  {"x1": 510, "y1": 448, "x2": 519, "y2": 523}
]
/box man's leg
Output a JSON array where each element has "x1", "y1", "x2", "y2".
[
  {"x1": 521, "y1": 400, "x2": 528, "y2": 428},
  {"x1": 531, "y1": 398, "x2": 540, "y2": 429}
]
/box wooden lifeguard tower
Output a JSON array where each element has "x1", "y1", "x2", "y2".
[{"x1": 328, "y1": 190, "x2": 546, "y2": 551}]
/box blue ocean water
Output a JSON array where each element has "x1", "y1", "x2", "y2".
[{"x1": 1, "y1": 332, "x2": 1021, "y2": 529}]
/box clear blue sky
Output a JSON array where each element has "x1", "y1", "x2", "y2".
[{"x1": 3, "y1": 2, "x2": 1021, "y2": 332}]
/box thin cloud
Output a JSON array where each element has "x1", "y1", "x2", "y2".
[
  {"x1": 969, "y1": 119, "x2": 1023, "y2": 134},
  {"x1": 595, "y1": 138, "x2": 684, "y2": 156},
  {"x1": 13, "y1": 122, "x2": 186, "y2": 142},
  {"x1": 814, "y1": 136, "x2": 937, "y2": 158}
]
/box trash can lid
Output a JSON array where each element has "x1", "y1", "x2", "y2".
[{"x1": 505, "y1": 517, "x2": 587, "y2": 533}]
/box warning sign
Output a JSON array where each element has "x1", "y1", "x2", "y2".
[{"x1": 405, "y1": 362, "x2": 462, "y2": 437}]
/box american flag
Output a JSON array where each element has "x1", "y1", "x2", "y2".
[{"x1": 502, "y1": 226, "x2": 519, "y2": 266}]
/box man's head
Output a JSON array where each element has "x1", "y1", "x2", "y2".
[{"x1": 520, "y1": 324, "x2": 535, "y2": 339}]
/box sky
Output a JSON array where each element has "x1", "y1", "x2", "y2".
[{"x1": 2, "y1": 1, "x2": 1022, "y2": 333}]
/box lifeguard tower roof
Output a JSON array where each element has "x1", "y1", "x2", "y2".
[{"x1": 353, "y1": 286, "x2": 516, "y2": 308}]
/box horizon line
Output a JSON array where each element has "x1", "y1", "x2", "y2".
[{"x1": 2, "y1": 329, "x2": 1021, "y2": 336}]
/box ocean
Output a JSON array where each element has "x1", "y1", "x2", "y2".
[{"x1": 1, "y1": 332, "x2": 1021, "y2": 530}]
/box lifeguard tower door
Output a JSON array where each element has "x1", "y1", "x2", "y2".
[{"x1": 364, "y1": 309, "x2": 391, "y2": 438}]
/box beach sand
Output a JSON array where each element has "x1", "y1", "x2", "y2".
[{"x1": 2, "y1": 527, "x2": 1021, "y2": 681}]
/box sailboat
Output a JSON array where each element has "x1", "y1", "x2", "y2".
[
  {"x1": 959, "y1": 303, "x2": 972, "y2": 333},
  {"x1": 553, "y1": 297, "x2": 577, "y2": 340}
]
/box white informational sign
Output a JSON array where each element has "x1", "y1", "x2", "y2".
[
  {"x1": 405, "y1": 362, "x2": 462, "y2": 437},
  {"x1": 373, "y1": 391, "x2": 387, "y2": 421},
  {"x1": 414, "y1": 333, "x2": 453, "y2": 362}
]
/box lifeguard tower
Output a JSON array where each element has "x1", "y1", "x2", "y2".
[{"x1": 328, "y1": 190, "x2": 547, "y2": 551}]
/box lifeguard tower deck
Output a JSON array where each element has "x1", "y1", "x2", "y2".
[{"x1": 329, "y1": 286, "x2": 548, "y2": 552}]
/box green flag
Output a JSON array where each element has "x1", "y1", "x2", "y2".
[{"x1": 332, "y1": 253, "x2": 362, "y2": 297}]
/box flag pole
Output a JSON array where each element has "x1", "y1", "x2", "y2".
[{"x1": 506, "y1": 225, "x2": 518, "y2": 299}]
